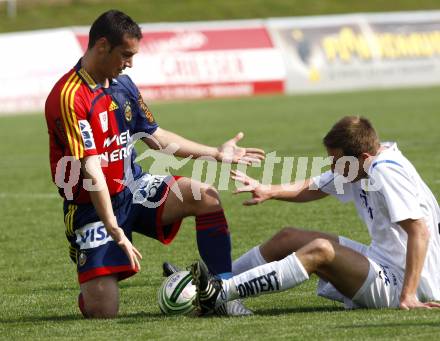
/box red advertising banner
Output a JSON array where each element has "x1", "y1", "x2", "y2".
[
  {"x1": 76, "y1": 27, "x2": 275, "y2": 52},
  {"x1": 75, "y1": 25, "x2": 286, "y2": 100}
]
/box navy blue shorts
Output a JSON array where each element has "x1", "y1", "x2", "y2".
[{"x1": 63, "y1": 174, "x2": 182, "y2": 283}]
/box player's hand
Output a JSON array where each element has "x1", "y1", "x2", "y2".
[
  {"x1": 399, "y1": 294, "x2": 440, "y2": 310},
  {"x1": 231, "y1": 170, "x2": 272, "y2": 205},
  {"x1": 107, "y1": 226, "x2": 142, "y2": 271},
  {"x1": 217, "y1": 132, "x2": 265, "y2": 165}
]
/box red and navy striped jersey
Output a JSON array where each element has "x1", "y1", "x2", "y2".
[{"x1": 45, "y1": 60, "x2": 158, "y2": 204}]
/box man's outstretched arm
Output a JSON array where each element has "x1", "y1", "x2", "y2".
[
  {"x1": 231, "y1": 170, "x2": 328, "y2": 205},
  {"x1": 142, "y1": 127, "x2": 265, "y2": 165}
]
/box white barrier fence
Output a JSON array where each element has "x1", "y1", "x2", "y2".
[{"x1": 1, "y1": 11, "x2": 440, "y2": 114}]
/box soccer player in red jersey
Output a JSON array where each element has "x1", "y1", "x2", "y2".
[{"x1": 45, "y1": 10, "x2": 264, "y2": 318}]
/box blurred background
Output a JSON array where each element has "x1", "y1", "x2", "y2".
[
  {"x1": 1, "y1": 0, "x2": 440, "y2": 32},
  {"x1": 2, "y1": 0, "x2": 440, "y2": 113},
  {"x1": 1, "y1": 3, "x2": 440, "y2": 339}
]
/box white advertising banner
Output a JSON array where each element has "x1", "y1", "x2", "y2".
[
  {"x1": 0, "y1": 29, "x2": 83, "y2": 113},
  {"x1": 268, "y1": 11, "x2": 440, "y2": 93}
]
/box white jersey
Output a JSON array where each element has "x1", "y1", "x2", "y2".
[{"x1": 313, "y1": 142, "x2": 440, "y2": 301}]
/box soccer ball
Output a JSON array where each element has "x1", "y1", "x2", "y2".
[{"x1": 157, "y1": 270, "x2": 196, "y2": 315}]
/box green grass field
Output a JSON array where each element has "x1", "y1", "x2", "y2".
[
  {"x1": 1, "y1": 0, "x2": 440, "y2": 33},
  {"x1": 1, "y1": 87, "x2": 440, "y2": 340}
]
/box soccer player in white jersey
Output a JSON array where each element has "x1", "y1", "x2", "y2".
[{"x1": 191, "y1": 116, "x2": 440, "y2": 314}]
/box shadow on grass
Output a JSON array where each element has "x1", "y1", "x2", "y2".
[
  {"x1": 254, "y1": 305, "x2": 345, "y2": 316},
  {"x1": 0, "y1": 312, "x2": 165, "y2": 324},
  {"x1": 336, "y1": 321, "x2": 440, "y2": 329},
  {"x1": 0, "y1": 314, "x2": 82, "y2": 324},
  {"x1": 186, "y1": 305, "x2": 346, "y2": 319},
  {"x1": 0, "y1": 307, "x2": 349, "y2": 324},
  {"x1": 116, "y1": 312, "x2": 170, "y2": 324},
  {"x1": 120, "y1": 282, "x2": 162, "y2": 289}
]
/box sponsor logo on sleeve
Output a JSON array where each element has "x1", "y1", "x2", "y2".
[
  {"x1": 78, "y1": 119, "x2": 96, "y2": 150},
  {"x1": 138, "y1": 94, "x2": 156, "y2": 124}
]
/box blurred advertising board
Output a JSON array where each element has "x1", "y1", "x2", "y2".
[
  {"x1": 75, "y1": 21, "x2": 286, "y2": 100},
  {"x1": 0, "y1": 29, "x2": 83, "y2": 113},
  {"x1": 0, "y1": 20, "x2": 285, "y2": 114},
  {"x1": 2, "y1": 12, "x2": 440, "y2": 114},
  {"x1": 268, "y1": 11, "x2": 440, "y2": 93}
]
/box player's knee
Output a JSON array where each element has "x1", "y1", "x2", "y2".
[
  {"x1": 274, "y1": 226, "x2": 299, "y2": 242},
  {"x1": 192, "y1": 183, "x2": 222, "y2": 214},
  {"x1": 201, "y1": 184, "x2": 220, "y2": 204},
  {"x1": 261, "y1": 227, "x2": 300, "y2": 262},
  {"x1": 271, "y1": 227, "x2": 301, "y2": 249},
  {"x1": 79, "y1": 276, "x2": 119, "y2": 319},
  {"x1": 82, "y1": 296, "x2": 119, "y2": 319},
  {"x1": 308, "y1": 238, "x2": 335, "y2": 264}
]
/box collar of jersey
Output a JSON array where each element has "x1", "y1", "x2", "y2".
[
  {"x1": 74, "y1": 59, "x2": 118, "y2": 92},
  {"x1": 366, "y1": 141, "x2": 400, "y2": 175}
]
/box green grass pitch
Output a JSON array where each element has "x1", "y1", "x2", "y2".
[{"x1": 0, "y1": 87, "x2": 439, "y2": 340}]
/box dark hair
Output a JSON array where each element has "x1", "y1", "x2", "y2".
[
  {"x1": 88, "y1": 10, "x2": 142, "y2": 50},
  {"x1": 323, "y1": 116, "x2": 380, "y2": 156}
]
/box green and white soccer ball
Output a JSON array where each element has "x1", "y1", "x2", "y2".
[{"x1": 158, "y1": 270, "x2": 196, "y2": 315}]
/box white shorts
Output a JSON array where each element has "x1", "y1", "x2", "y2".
[{"x1": 317, "y1": 236, "x2": 403, "y2": 309}]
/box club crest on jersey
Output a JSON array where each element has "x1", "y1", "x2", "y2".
[
  {"x1": 99, "y1": 111, "x2": 108, "y2": 133},
  {"x1": 78, "y1": 252, "x2": 87, "y2": 267},
  {"x1": 124, "y1": 101, "x2": 132, "y2": 122},
  {"x1": 78, "y1": 120, "x2": 96, "y2": 150}
]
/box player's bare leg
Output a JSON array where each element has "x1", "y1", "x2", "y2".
[
  {"x1": 232, "y1": 227, "x2": 338, "y2": 275},
  {"x1": 161, "y1": 177, "x2": 222, "y2": 224},
  {"x1": 260, "y1": 227, "x2": 338, "y2": 262},
  {"x1": 296, "y1": 238, "x2": 369, "y2": 298},
  {"x1": 79, "y1": 275, "x2": 119, "y2": 318}
]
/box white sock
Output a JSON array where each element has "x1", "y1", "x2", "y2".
[
  {"x1": 220, "y1": 253, "x2": 309, "y2": 303},
  {"x1": 232, "y1": 245, "x2": 267, "y2": 275}
]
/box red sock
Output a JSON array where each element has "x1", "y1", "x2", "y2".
[{"x1": 195, "y1": 209, "x2": 232, "y2": 275}]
